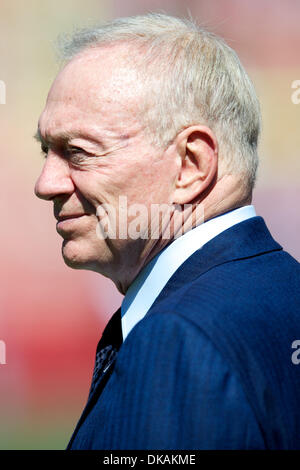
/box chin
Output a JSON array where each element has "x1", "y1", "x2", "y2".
[
  {"x1": 61, "y1": 239, "x2": 95, "y2": 270},
  {"x1": 61, "y1": 238, "x2": 112, "y2": 273}
]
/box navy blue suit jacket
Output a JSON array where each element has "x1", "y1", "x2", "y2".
[{"x1": 68, "y1": 216, "x2": 300, "y2": 449}]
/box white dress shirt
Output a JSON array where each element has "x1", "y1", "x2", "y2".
[{"x1": 121, "y1": 205, "x2": 257, "y2": 341}]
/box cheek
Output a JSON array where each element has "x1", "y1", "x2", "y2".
[
  {"x1": 71, "y1": 170, "x2": 109, "y2": 208},
  {"x1": 70, "y1": 154, "x2": 176, "y2": 208},
  {"x1": 136, "y1": 160, "x2": 177, "y2": 202},
  {"x1": 71, "y1": 164, "x2": 130, "y2": 206}
]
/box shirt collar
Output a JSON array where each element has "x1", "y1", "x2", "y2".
[{"x1": 121, "y1": 205, "x2": 256, "y2": 341}]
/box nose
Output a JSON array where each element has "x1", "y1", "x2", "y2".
[{"x1": 34, "y1": 151, "x2": 75, "y2": 201}]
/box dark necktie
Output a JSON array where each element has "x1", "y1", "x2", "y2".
[
  {"x1": 67, "y1": 307, "x2": 123, "y2": 450},
  {"x1": 88, "y1": 307, "x2": 123, "y2": 399}
]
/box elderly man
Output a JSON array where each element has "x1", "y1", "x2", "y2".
[{"x1": 35, "y1": 13, "x2": 300, "y2": 449}]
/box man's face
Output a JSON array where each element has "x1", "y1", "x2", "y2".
[{"x1": 34, "y1": 46, "x2": 179, "y2": 290}]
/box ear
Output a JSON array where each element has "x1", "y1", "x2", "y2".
[{"x1": 172, "y1": 125, "x2": 218, "y2": 205}]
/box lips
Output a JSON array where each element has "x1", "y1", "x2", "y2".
[
  {"x1": 56, "y1": 214, "x2": 87, "y2": 235},
  {"x1": 56, "y1": 214, "x2": 85, "y2": 222}
]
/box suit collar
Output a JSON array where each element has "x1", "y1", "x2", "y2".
[{"x1": 153, "y1": 216, "x2": 282, "y2": 301}]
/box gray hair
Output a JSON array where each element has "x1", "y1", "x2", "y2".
[{"x1": 58, "y1": 13, "x2": 261, "y2": 193}]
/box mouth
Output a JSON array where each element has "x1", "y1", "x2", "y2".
[
  {"x1": 56, "y1": 214, "x2": 85, "y2": 222},
  {"x1": 56, "y1": 213, "x2": 87, "y2": 233}
]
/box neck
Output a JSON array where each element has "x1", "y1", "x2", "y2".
[{"x1": 112, "y1": 174, "x2": 252, "y2": 294}]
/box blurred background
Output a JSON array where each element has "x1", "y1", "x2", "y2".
[{"x1": 0, "y1": 0, "x2": 299, "y2": 449}]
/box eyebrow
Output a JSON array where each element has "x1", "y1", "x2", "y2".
[
  {"x1": 34, "y1": 128, "x2": 75, "y2": 145},
  {"x1": 34, "y1": 127, "x2": 109, "y2": 150}
]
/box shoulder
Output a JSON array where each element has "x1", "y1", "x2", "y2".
[{"x1": 152, "y1": 248, "x2": 300, "y2": 332}]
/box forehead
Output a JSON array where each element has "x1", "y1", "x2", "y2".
[{"x1": 39, "y1": 45, "x2": 144, "y2": 139}]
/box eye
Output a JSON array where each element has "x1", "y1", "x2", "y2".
[
  {"x1": 68, "y1": 146, "x2": 84, "y2": 155},
  {"x1": 66, "y1": 146, "x2": 99, "y2": 163},
  {"x1": 66, "y1": 146, "x2": 85, "y2": 159},
  {"x1": 65, "y1": 146, "x2": 90, "y2": 165}
]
